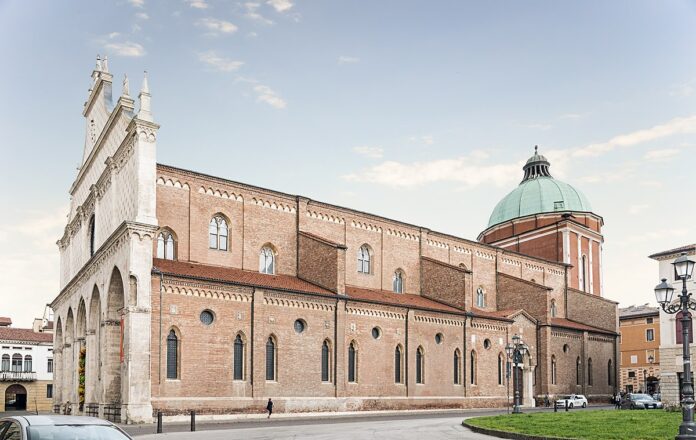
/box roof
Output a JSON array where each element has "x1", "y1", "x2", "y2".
[
  {"x1": 649, "y1": 244, "x2": 696, "y2": 259},
  {"x1": 0, "y1": 317, "x2": 11, "y2": 326},
  {"x1": 549, "y1": 318, "x2": 616, "y2": 335},
  {"x1": 344, "y1": 286, "x2": 466, "y2": 315},
  {"x1": 470, "y1": 308, "x2": 516, "y2": 321},
  {"x1": 0, "y1": 327, "x2": 53, "y2": 343},
  {"x1": 619, "y1": 304, "x2": 659, "y2": 319},
  {"x1": 153, "y1": 259, "x2": 333, "y2": 296}
]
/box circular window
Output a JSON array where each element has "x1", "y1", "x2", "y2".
[
  {"x1": 200, "y1": 310, "x2": 214, "y2": 325},
  {"x1": 294, "y1": 319, "x2": 306, "y2": 334},
  {"x1": 435, "y1": 333, "x2": 443, "y2": 344},
  {"x1": 563, "y1": 344, "x2": 569, "y2": 353},
  {"x1": 484, "y1": 339, "x2": 492, "y2": 349},
  {"x1": 371, "y1": 327, "x2": 381, "y2": 339}
]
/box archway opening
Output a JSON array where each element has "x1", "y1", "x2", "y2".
[
  {"x1": 105, "y1": 267, "x2": 125, "y2": 404},
  {"x1": 5, "y1": 384, "x2": 27, "y2": 411}
]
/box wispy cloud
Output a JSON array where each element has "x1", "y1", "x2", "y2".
[
  {"x1": 128, "y1": 0, "x2": 144, "y2": 7},
  {"x1": 197, "y1": 18, "x2": 238, "y2": 34},
  {"x1": 187, "y1": 0, "x2": 208, "y2": 9},
  {"x1": 105, "y1": 41, "x2": 146, "y2": 57},
  {"x1": 198, "y1": 51, "x2": 244, "y2": 71},
  {"x1": 107, "y1": 32, "x2": 121, "y2": 39},
  {"x1": 353, "y1": 146, "x2": 384, "y2": 159},
  {"x1": 408, "y1": 135, "x2": 434, "y2": 146},
  {"x1": 245, "y1": 2, "x2": 274, "y2": 24},
  {"x1": 253, "y1": 84, "x2": 286, "y2": 109},
  {"x1": 338, "y1": 56, "x2": 359, "y2": 65},
  {"x1": 135, "y1": 11, "x2": 149, "y2": 20},
  {"x1": 518, "y1": 122, "x2": 552, "y2": 130},
  {"x1": 670, "y1": 78, "x2": 696, "y2": 98},
  {"x1": 644, "y1": 148, "x2": 680, "y2": 161},
  {"x1": 267, "y1": 0, "x2": 293, "y2": 12},
  {"x1": 559, "y1": 113, "x2": 585, "y2": 120}
]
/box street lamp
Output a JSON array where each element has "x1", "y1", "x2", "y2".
[
  {"x1": 506, "y1": 334, "x2": 529, "y2": 414},
  {"x1": 655, "y1": 252, "x2": 696, "y2": 440}
]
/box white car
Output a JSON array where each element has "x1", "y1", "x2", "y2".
[
  {"x1": 556, "y1": 394, "x2": 588, "y2": 408},
  {"x1": 0, "y1": 415, "x2": 133, "y2": 440}
]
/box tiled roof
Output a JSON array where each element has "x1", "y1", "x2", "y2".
[
  {"x1": 153, "y1": 259, "x2": 333, "y2": 296},
  {"x1": 298, "y1": 231, "x2": 346, "y2": 248},
  {"x1": 472, "y1": 308, "x2": 522, "y2": 321},
  {"x1": 0, "y1": 327, "x2": 53, "y2": 343},
  {"x1": 619, "y1": 304, "x2": 659, "y2": 319},
  {"x1": 345, "y1": 286, "x2": 465, "y2": 315},
  {"x1": 549, "y1": 318, "x2": 616, "y2": 335},
  {"x1": 0, "y1": 317, "x2": 12, "y2": 326},
  {"x1": 649, "y1": 244, "x2": 696, "y2": 259}
]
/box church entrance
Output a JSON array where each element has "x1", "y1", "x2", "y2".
[{"x1": 4, "y1": 384, "x2": 27, "y2": 411}]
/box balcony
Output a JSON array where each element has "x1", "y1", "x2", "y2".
[{"x1": 0, "y1": 371, "x2": 37, "y2": 381}]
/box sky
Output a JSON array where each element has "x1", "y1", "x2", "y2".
[{"x1": 1, "y1": 0, "x2": 695, "y2": 328}]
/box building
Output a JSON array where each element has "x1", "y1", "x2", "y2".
[
  {"x1": 0, "y1": 317, "x2": 54, "y2": 412},
  {"x1": 618, "y1": 304, "x2": 660, "y2": 394},
  {"x1": 651, "y1": 244, "x2": 696, "y2": 406},
  {"x1": 50, "y1": 58, "x2": 619, "y2": 423}
]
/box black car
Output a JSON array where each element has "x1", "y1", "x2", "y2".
[{"x1": 620, "y1": 393, "x2": 664, "y2": 410}]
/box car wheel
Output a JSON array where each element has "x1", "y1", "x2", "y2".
[
  {"x1": 582, "y1": 402, "x2": 587, "y2": 408},
  {"x1": 630, "y1": 404, "x2": 635, "y2": 410},
  {"x1": 569, "y1": 403, "x2": 574, "y2": 409}
]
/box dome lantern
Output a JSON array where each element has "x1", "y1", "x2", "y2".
[{"x1": 521, "y1": 145, "x2": 552, "y2": 182}]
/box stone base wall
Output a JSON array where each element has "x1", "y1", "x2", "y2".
[{"x1": 1, "y1": 381, "x2": 53, "y2": 412}]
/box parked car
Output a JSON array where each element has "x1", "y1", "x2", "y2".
[
  {"x1": 555, "y1": 394, "x2": 588, "y2": 408},
  {"x1": 0, "y1": 415, "x2": 133, "y2": 439},
  {"x1": 621, "y1": 393, "x2": 664, "y2": 410},
  {"x1": 652, "y1": 393, "x2": 662, "y2": 401}
]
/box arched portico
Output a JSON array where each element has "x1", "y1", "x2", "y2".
[
  {"x1": 104, "y1": 267, "x2": 125, "y2": 405},
  {"x1": 87, "y1": 285, "x2": 102, "y2": 407},
  {"x1": 64, "y1": 308, "x2": 75, "y2": 409}
]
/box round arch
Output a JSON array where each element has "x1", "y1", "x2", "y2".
[
  {"x1": 104, "y1": 267, "x2": 125, "y2": 404},
  {"x1": 4, "y1": 384, "x2": 27, "y2": 411}
]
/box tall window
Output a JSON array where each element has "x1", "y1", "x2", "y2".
[
  {"x1": 233, "y1": 334, "x2": 244, "y2": 381},
  {"x1": 581, "y1": 255, "x2": 587, "y2": 292},
  {"x1": 23, "y1": 355, "x2": 32, "y2": 373},
  {"x1": 550, "y1": 300, "x2": 557, "y2": 318},
  {"x1": 11, "y1": 354, "x2": 22, "y2": 372},
  {"x1": 608, "y1": 359, "x2": 613, "y2": 386},
  {"x1": 393, "y1": 270, "x2": 404, "y2": 293},
  {"x1": 476, "y1": 288, "x2": 485, "y2": 308},
  {"x1": 1, "y1": 355, "x2": 9, "y2": 371},
  {"x1": 454, "y1": 349, "x2": 462, "y2": 385},
  {"x1": 470, "y1": 350, "x2": 477, "y2": 385},
  {"x1": 357, "y1": 245, "x2": 371, "y2": 274},
  {"x1": 394, "y1": 345, "x2": 403, "y2": 384},
  {"x1": 551, "y1": 355, "x2": 557, "y2": 385},
  {"x1": 209, "y1": 215, "x2": 228, "y2": 251},
  {"x1": 157, "y1": 230, "x2": 176, "y2": 260},
  {"x1": 576, "y1": 357, "x2": 581, "y2": 385},
  {"x1": 259, "y1": 246, "x2": 275, "y2": 274},
  {"x1": 321, "y1": 340, "x2": 331, "y2": 382},
  {"x1": 47, "y1": 358, "x2": 53, "y2": 373},
  {"x1": 88, "y1": 215, "x2": 96, "y2": 257},
  {"x1": 587, "y1": 358, "x2": 593, "y2": 386},
  {"x1": 166, "y1": 330, "x2": 179, "y2": 379},
  {"x1": 646, "y1": 329, "x2": 655, "y2": 342},
  {"x1": 497, "y1": 353, "x2": 504, "y2": 385},
  {"x1": 348, "y1": 342, "x2": 357, "y2": 382},
  {"x1": 266, "y1": 337, "x2": 276, "y2": 381},
  {"x1": 416, "y1": 346, "x2": 424, "y2": 384}
]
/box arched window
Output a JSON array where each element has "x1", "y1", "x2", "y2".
[
  {"x1": 608, "y1": 359, "x2": 613, "y2": 386},
  {"x1": 551, "y1": 355, "x2": 557, "y2": 385},
  {"x1": 233, "y1": 334, "x2": 244, "y2": 381},
  {"x1": 393, "y1": 270, "x2": 404, "y2": 294},
  {"x1": 550, "y1": 300, "x2": 557, "y2": 318},
  {"x1": 11, "y1": 354, "x2": 22, "y2": 372},
  {"x1": 470, "y1": 350, "x2": 477, "y2": 385},
  {"x1": 476, "y1": 288, "x2": 485, "y2": 308},
  {"x1": 259, "y1": 246, "x2": 275, "y2": 274},
  {"x1": 576, "y1": 357, "x2": 581, "y2": 385},
  {"x1": 357, "y1": 245, "x2": 371, "y2": 274},
  {"x1": 416, "y1": 346, "x2": 424, "y2": 384},
  {"x1": 581, "y1": 255, "x2": 588, "y2": 292},
  {"x1": 156, "y1": 229, "x2": 176, "y2": 260},
  {"x1": 454, "y1": 349, "x2": 462, "y2": 385},
  {"x1": 394, "y1": 345, "x2": 403, "y2": 384},
  {"x1": 588, "y1": 358, "x2": 593, "y2": 386},
  {"x1": 88, "y1": 215, "x2": 96, "y2": 257},
  {"x1": 166, "y1": 329, "x2": 179, "y2": 379},
  {"x1": 23, "y1": 355, "x2": 32, "y2": 373},
  {"x1": 1, "y1": 354, "x2": 9, "y2": 371},
  {"x1": 266, "y1": 336, "x2": 276, "y2": 381},
  {"x1": 321, "y1": 340, "x2": 331, "y2": 382},
  {"x1": 348, "y1": 341, "x2": 357, "y2": 383},
  {"x1": 209, "y1": 215, "x2": 228, "y2": 251},
  {"x1": 497, "y1": 353, "x2": 504, "y2": 385}
]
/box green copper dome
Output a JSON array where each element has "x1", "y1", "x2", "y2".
[{"x1": 487, "y1": 147, "x2": 592, "y2": 228}]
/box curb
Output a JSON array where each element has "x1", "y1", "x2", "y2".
[{"x1": 462, "y1": 421, "x2": 572, "y2": 440}]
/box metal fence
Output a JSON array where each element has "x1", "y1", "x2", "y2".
[
  {"x1": 103, "y1": 405, "x2": 121, "y2": 424},
  {"x1": 85, "y1": 403, "x2": 99, "y2": 418}
]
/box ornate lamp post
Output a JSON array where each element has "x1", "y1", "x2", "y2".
[
  {"x1": 506, "y1": 334, "x2": 529, "y2": 414},
  {"x1": 655, "y1": 252, "x2": 696, "y2": 440}
]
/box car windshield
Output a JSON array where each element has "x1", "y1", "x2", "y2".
[
  {"x1": 632, "y1": 394, "x2": 653, "y2": 400},
  {"x1": 559, "y1": 395, "x2": 571, "y2": 399},
  {"x1": 27, "y1": 424, "x2": 130, "y2": 440}
]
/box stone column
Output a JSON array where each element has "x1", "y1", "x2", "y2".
[{"x1": 85, "y1": 329, "x2": 98, "y2": 405}]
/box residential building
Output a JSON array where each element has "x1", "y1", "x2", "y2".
[{"x1": 618, "y1": 304, "x2": 660, "y2": 394}]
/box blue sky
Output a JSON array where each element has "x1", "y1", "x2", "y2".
[{"x1": 1, "y1": 0, "x2": 695, "y2": 327}]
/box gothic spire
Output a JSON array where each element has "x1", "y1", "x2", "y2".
[{"x1": 137, "y1": 71, "x2": 153, "y2": 122}]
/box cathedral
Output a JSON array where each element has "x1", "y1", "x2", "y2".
[{"x1": 50, "y1": 58, "x2": 619, "y2": 423}]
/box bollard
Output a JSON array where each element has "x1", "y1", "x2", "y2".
[
  {"x1": 554, "y1": 401, "x2": 557, "y2": 412},
  {"x1": 565, "y1": 402, "x2": 569, "y2": 412},
  {"x1": 156, "y1": 411, "x2": 162, "y2": 434},
  {"x1": 191, "y1": 410, "x2": 196, "y2": 432}
]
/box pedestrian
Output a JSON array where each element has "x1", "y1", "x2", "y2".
[
  {"x1": 614, "y1": 393, "x2": 621, "y2": 410},
  {"x1": 266, "y1": 398, "x2": 273, "y2": 418},
  {"x1": 544, "y1": 394, "x2": 550, "y2": 408}
]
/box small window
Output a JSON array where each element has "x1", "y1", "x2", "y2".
[
  {"x1": 371, "y1": 327, "x2": 381, "y2": 339},
  {"x1": 416, "y1": 346, "x2": 425, "y2": 384},
  {"x1": 200, "y1": 310, "x2": 214, "y2": 325},
  {"x1": 393, "y1": 270, "x2": 404, "y2": 293},
  {"x1": 348, "y1": 341, "x2": 357, "y2": 383},
  {"x1": 454, "y1": 350, "x2": 462, "y2": 385},
  {"x1": 157, "y1": 230, "x2": 176, "y2": 260},
  {"x1": 166, "y1": 330, "x2": 179, "y2": 379},
  {"x1": 435, "y1": 333, "x2": 443, "y2": 344},
  {"x1": 553, "y1": 201, "x2": 565, "y2": 210},
  {"x1": 550, "y1": 300, "x2": 557, "y2": 318},
  {"x1": 321, "y1": 340, "x2": 331, "y2": 382},
  {"x1": 294, "y1": 319, "x2": 306, "y2": 334},
  {"x1": 563, "y1": 344, "x2": 569, "y2": 353},
  {"x1": 476, "y1": 287, "x2": 485, "y2": 308},
  {"x1": 266, "y1": 336, "x2": 276, "y2": 381},
  {"x1": 646, "y1": 317, "x2": 654, "y2": 324},
  {"x1": 394, "y1": 345, "x2": 403, "y2": 384},
  {"x1": 23, "y1": 355, "x2": 32, "y2": 372},
  {"x1": 1, "y1": 355, "x2": 9, "y2": 371},
  {"x1": 357, "y1": 245, "x2": 371, "y2": 274},
  {"x1": 628, "y1": 371, "x2": 636, "y2": 378},
  {"x1": 47, "y1": 384, "x2": 53, "y2": 398},
  {"x1": 209, "y1": 215, "x2": 228, "y2": 251},
  {"x1": 646, "y1": 329, "x2": 655, "y2": 342},
  {"x1": 483, "y1": 339, "x2": 492, "y2": 350},
  {"x1": 259, "y1": 245, "x2": 276, "y2": 275},
  {"x1": 47, "y1": 358, "x2": 53, "y2": 373},
  {"x1": 233, "y1": 334, "x2": 245, "y2": 381},
  {"x1": 630, "y1": 355, "x2": 638, "y2": 364}
]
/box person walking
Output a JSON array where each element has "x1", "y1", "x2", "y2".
[
  {"x1": 614, "y1": 393, "x2": 621, "y2": 409},
  {"x1": 266, "y1": 398, "x2": 273, "y2": 418}
]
